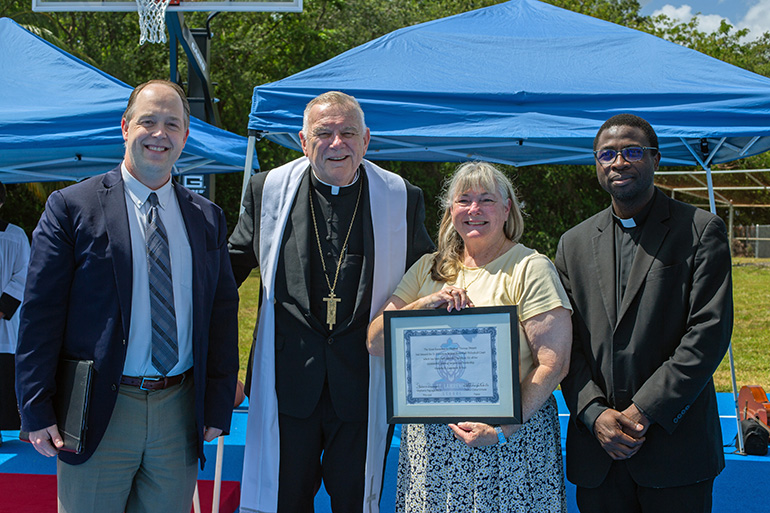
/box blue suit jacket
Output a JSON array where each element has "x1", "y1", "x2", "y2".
[{"x1": 15, "y1": 167, "x2": 239, "y2": 466}]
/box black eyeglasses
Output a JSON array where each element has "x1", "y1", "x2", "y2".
[{"x1": 593, "y1": 146, "x2": 658, "y2": 164}]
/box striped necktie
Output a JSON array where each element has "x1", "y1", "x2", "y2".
[{"x1": 146, "y1": 192, "x2": 178, "y2": 376}]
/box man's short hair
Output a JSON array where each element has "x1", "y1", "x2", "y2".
[
  {"x1": 0, "y1": 182, "x2": 5, "y2": 205},
  {"x1": 302, "y1": 91, "x2": 366, "y2": 135},
  {"x1": 594, "y1": 113, "x2": 658, "y2": 150},
  {"x1": 123, "y1": 80, "x2": 190, "y2": 129}
]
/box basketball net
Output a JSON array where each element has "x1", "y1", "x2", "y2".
[{"x1": 136, "y1": 0, "x2": 174, "y2": 44}]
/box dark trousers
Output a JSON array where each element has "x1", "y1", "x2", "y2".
[
  {"x1": 0, "y1": 353, "x2": 20, "y2": 430},
  {"x1": 576, "y1": 460, "x2": 714, "y2": 513},
  {"x1": 277, "y1": 384, "x2": 367, "y2": 513}
]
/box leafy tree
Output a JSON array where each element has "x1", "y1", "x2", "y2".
[
  {"x1": 646, "y1": 13, "x2": 770, "y2": 75},
  {"x1": 543, "y1": 0, "x2": 644, "y2": 27},
  {"x1": 5, "y1": 0, "x2": 770, "y2": 252},
  {"x1": 1, "y1": 184, "x2": 47, "y2": 236},
  {"x1": 644, "y1": 12, "x2": 770, "y2": 228}
]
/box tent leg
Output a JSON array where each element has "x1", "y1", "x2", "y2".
[
  {"x1": 705, "y1": 166, "x2": 744, "y2": 454},
  {"x1": 241, "y1": 135, "x2": 257, "y2": 213},
  {"x1": 192, "y1": 483, "x2": 201, "y2": 513},
  {"x1": 212, "y1": 435, "x2": 225, "y2": 513},
  {"x1": 728, "y1": 204, "x2": 734, "y2": 258},
  {"x1": 730, "y1": 343, "x2": 745, "y2": 455}
]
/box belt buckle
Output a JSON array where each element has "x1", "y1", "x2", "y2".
[{"x1": 140, "y1": 377, "x2": 159, "y2": 391}]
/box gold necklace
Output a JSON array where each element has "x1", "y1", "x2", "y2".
[
  {"x1": 309, "y1": 179, "x2": 363, "y2": 330},
  {"x1": 461, "y1": 237, "x2": 508, "y2": 291}
]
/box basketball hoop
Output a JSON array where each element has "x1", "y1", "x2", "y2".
[
  {"x1": 136, "y1": 0, "x2": 179, "y2": 44},
  {"x1": 32, "y1": 0, "x2": 303, "y2": 44}
]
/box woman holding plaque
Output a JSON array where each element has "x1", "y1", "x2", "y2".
[{"x1": 368, "y1": 161, "x2": 572, "y2": 512}]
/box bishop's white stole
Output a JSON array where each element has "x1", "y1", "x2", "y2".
[{"x1": 239, "y1": 156, "x2": 408, "y2": 513}]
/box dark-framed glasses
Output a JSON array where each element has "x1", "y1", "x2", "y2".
[{"x1": 593, "y1": 146, "x2": 658, "y2": 164}]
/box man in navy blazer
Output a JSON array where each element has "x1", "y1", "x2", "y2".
[
  {"x1": 555, "y1": 114, "x2": 733, "y2": 513},
  {"x1": 15, "y1": 80, "x2": 239, "y2": 513}
]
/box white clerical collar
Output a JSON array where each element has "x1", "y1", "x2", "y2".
[
  {"x1": 311, "y1": 169, "x2": 360, "y2": 196},
  {"x1": 618, "y1": 216, "x2": 636, "y2": 228}
]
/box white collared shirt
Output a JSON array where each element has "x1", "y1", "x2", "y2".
[{"x1": 121, "y1": 164, "x2": 193, "y2": 377}]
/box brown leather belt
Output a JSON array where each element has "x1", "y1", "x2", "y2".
[{"x1": 120, "y1": 370, "x2": 190, "y2": 391}]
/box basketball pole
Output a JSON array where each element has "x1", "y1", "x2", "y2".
[
  {"x1": 167, "y1": 12, "x2": 221, "y2": 127},
  {"x1": 166, "y1": 11, "x2": 222, "y2": 200}
]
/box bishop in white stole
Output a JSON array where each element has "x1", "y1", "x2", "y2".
[{"x1": 240, "y1": 156, "x2": 408, "y2": 513}]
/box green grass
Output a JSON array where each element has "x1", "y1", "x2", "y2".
[
  {"x1": 715, "y1": 259, "x2": 770, "y2": 393},
  {"x1": 235, "y1": 260, "x2": 770, "y2": 393},
  {"x1": 236, "y1": 273, "x2": 260, "y2": 384}
]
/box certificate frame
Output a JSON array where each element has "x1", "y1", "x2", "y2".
[{"x1": 383, "y1": 305, "x2": 521, "y2": 425}]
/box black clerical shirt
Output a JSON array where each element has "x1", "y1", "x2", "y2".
[
  {"x1": 613, "y1": 195, "x2": 655, "y2": 320},
  {"x1": 308, "y1": 169, "x2": 367, "y2": 335}
]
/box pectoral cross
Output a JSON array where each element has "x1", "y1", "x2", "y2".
[{"x1": 323, "y1": 291, "x2": 341, "y2": 330}]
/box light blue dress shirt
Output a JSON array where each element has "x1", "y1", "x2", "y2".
[{"x1": 121, "y1": 164, "x2": 193, "y2": 377}]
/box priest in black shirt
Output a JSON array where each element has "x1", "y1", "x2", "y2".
[{"x1": 555, "y1": 114, "x2": 733, "y2": 513}]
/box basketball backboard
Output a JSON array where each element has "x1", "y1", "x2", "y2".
[{"x1": 32, "y1": 0, "x2": 302, "y2": 12}]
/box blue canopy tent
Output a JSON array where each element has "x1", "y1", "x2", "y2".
[
  {"x1": 247, "y1": 0, "x2": 770, "y2": 212},
  {"x1": 247, "y1": 0, "x2": 769, "y2": 452},
  {"x1": 0, "y1": 17, "x2": 257, "y2": 184}
]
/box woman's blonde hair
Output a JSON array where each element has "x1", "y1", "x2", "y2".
[{"x1": 430, "y1": 161, "x2": 524, "y2": 283}]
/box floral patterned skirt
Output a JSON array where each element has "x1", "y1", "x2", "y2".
[{"x1": 395, "y1": 395, "x2": 566, "y2": 513}]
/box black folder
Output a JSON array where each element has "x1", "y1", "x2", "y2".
[{"x1": 20, "y1": 358, "x2": 94, "y2": 454}]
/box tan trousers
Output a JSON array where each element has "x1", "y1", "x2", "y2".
[{"x1": 57, "y1": 378, "x2": 198, "y2": 513}]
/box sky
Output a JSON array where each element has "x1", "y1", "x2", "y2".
[{"x1": 639, "y1": 0, "x2": 770, "y2": 40}]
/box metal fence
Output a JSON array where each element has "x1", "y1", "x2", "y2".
[{"x1": 734, "y1": 225, "x2": 770, "y2": 258}]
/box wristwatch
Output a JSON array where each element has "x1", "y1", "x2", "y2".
[{"x1": 494, "y1": 425, "x2": 507, "y2": 445}]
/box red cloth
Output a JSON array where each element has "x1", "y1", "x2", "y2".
[{"x1": 0, "y1": 474, "x2": 239, "y2": 513}]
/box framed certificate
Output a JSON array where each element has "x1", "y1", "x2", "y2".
[{"x1": 383, "y1": 305, "x2": 521, "y2": 425}]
